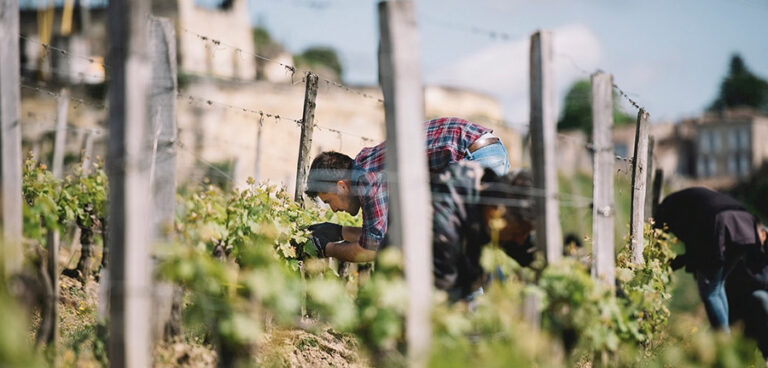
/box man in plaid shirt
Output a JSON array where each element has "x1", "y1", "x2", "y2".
[{"x1": 304, "y1": 117, "x2": 511, "y2": 262}]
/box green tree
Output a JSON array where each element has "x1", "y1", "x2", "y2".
[
  {"x1": 252, "y1": 26, "x2": 286, "y2": 80},
  {"x1": 294, "y1": 47, "x2": 343, "y2": 81},
  {"x1": 558, "y1": 79, "x2": 633, "y2": 135},
  {"x1": 729, "y1": 162, "x2": 768, "y2": 223},
  {"x1": 709, "y1": 54, "x2": 768, "y2": 111}
]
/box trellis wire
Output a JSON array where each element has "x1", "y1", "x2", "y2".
[{"x1": 182, "y1": 27, "x2": 385, "y2": 104}]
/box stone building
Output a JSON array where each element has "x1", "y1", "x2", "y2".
[{"x1": 16, "y1": 0, "x2": 523, "y2": 193}]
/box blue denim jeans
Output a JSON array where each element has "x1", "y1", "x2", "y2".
[
  {"x1": 750, "y1": 290, "x2": 768, "y2": 357},
  {"x1": 696, "y1": 267, "x2": 730, "y2": 332},
  {"x1": 465, "y1": 142, "x2": 510, "y2": 176}
]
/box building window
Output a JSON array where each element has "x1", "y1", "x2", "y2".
[
  {"x1": 728, "y1": 130, "x2": 739, "y2": 152},
  {"x1": 708, "y1": 156, "x2": 717, "y2": 176},
  {"x1": 711, "y1": 131, "x2": 722, "y2": 153},
  {"x1": 738, "y1": 128, "x2": 750, "y2": 150},
  {"x1": 728, "y1": 155, "x2": 738, "y2": 176},
  {"x1": 697, "y1": 158, "x2": 707, "y2": 178},
  {"x1": 739, "y1": 154, "x2": 750, "y2": 177},
  {"x1": 699, "y1": 131, "x2": 710, "y2": 154}
]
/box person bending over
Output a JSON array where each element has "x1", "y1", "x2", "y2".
[
  {"x1": 654, "y1": 187, "x2": 768, "y2": 333},
  {"x1": 305, "y1": 117, "x2": 512, "y2": 262},
  {"x1": 428, "y1": 161, "x2": 536, "y2": 301}
]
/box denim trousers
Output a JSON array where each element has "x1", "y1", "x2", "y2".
[
  {"x1": 696, "y1": 267, "x2": 730, "y2": 332},
  {"x1": 465, "y1": 142, "x2": 510, "y2": 176},
  {"x1": 749, "y1": 289, "x2": 768, "y2": 357}
]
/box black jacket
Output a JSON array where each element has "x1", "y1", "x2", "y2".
[{"x1": 654, "y1": 187, "x2": 761, "y2": 276}]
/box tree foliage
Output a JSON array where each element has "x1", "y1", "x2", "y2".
[
  {"x1": 709, "y1": 54, "x2": 768, "y2": 112},
  {"x1": 294, "y1": 47, "x2": 344, "y2": 81},
  {"x1": 558, "y1": 79, "x2": 634, "y2": 135},
  {"x1": 729, "y1": 162, "x2": 768, "y2": 223}
]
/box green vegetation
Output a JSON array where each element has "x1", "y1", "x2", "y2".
[
  {"x1": 294, "y1": 47, "x2": 344, "y2": 80},
  {"x1": 558, "y1": 79, "x2": 634, "y2": 135},
  {"x1": 729, "y1": 162, "x2": 768, "y2": 223},
  {"x1": 7, "y1": 160, "x2": 767, "y2": 367},
  {"x1": 709, "y1": 54, "x2": 768, "y2": 112}
]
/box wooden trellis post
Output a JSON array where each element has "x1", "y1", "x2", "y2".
[
  {"x1": 148, "y1": 16, "x2": 180, "y2": 342},
  {"x1": 590, "y1": 71, "x2": 616, "y2": 286},
  {"x1": 254, "y1": 116, "x2": 263, "y2": 182},
  {"x1": 295, "y1": 72, "x2": 318, "y2": 207},
  {"x1": 1, "y1": 0, "x2": 24, "y2": 276},
  {"x1": 643, "y1": 137, "x2": 655, "y2": 220},
  {"x1": 41, "y1": 87, "x2": 70, "y2": 349},
  {"x1": 529, "y1": 30, "x2": 562, "y2": 264},
  {"x1": 52, "y1": 89, "x2": 69, "y2": 177},
  {"x1": 106, "y1": 0, "x2": 153, "y2": 366},
  {"x1": 379, "y1": 1, "x2": 432, "y2": 365},
  {"x1": 81, "y1": 129, "x2": 96, "y2": 174},
  {"x1": 630, "y1": 109, "x2": 650, "y2": 265}
]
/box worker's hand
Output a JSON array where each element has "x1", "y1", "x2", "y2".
[
  {"x1": 307, "y1": 222, "x2": 343, "y2": 242},
  {"x1": 311, "y1": 234, "x2": 334, "y2": 258},
  {"x1": 670, "y1": 255, "x2": 686, "y2": 270}
]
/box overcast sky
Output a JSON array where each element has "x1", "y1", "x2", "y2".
[{"x1": 246, "y1": 0, "x2": 768, "y2": 123}]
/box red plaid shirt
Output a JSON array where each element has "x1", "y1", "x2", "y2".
[{"x1": 353, "y1": 117, "x2": 491, "y2": 250}]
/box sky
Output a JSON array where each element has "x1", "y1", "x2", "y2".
[{"x1": 244, "y1": 0, "x2": 768, "y2": 124}]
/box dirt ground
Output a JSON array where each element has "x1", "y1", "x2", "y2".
[{"x1": 49, "y1": 274, "x2": 366, "y2": 367}]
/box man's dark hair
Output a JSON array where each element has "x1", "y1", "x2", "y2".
[
  {"x1": 480, "y1": 168, "x2": 536, "y2": 223},
  {"x1": 305, "y1": 151, "x2": 354, "y2": 198}
]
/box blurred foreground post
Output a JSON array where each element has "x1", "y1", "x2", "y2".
[
  {"x1": 378, "y1": 1, "x2": 432, "y2": 365},
  {"x1": 106, "y1": 0, "x2": 153, "y2": 366},
  {"x1": 529, "y1": 30, "x2": 562, "y2": 264},
  {"x1": 42, "y1": 88, "x2": 69, "y2": 349},
  {"x1": 630, "y1": 109, "x2": 650, "y2": 265},
  {"x1": 590, "y1": 71, "x2": 616, "y2": 286},
  {"x1": 295, "y1": 72, "x2": 318, "y2": 207},
  {"x1": 148, "y1": 16, "x2": 181, "y2": 342},
  {"x1": 0, "y1": 0, "x2": 24, "y2": 276}
]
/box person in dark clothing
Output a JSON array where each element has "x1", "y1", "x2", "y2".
[
  {"x1": 725, "y1": 245, "x2": 768, "y2": 357},
  {"x1": 429, "y1": 161, "x2": 536, "y2": 301},
  {"x1": 654, "y1": 187, "x2": 768, "y2": 333},
  {"x1": 306, "y1": 161, "x2": 536, "y2": 301}
]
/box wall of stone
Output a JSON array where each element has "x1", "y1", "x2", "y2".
[
  {"x1": 177, "y1": 0, "x2": 257, "y2": 80},
  {"x1": 175, "y1": 81, "x2": 523, "y2": 193}
]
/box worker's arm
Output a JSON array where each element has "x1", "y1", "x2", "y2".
[
  {"x1": 326, "y1": 172, "x2": 382, "y2": 263},
  {"x1": 341, "y1": 226, "x2": 362, "y2": 242},
  {"x1": 325, "y1": 241, "x2": 377, "y2": 263}
]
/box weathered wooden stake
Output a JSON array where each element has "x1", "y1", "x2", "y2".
[
  {"x1": 254, "y1": 116, "x2": 263, "y2": 182},
  {"x1": 42, "y1": 87, "x2": 69, "y2": 351},
  {"x1": 148, "y1": 16, "x2": 180, "y2": 342},
  {"x1": 379, "y1": 1, "x2": 432, "y2": 365},
  {"x1": 81, "y1": 129, "x2": 96, "y2": 174},
  {"x1": 294, "y1": 72, "x2": 318, "y2": 206},
  {"x1": 590, "y1": 71, "x2": 615, "y2": 286},
  {"x1": 630, "y1": 109, "x2": 650, "y2": 265},
  {"x1": 529, "y1": 30, "x2": 563, "y2": 264},
  {"x1": 52, "y1": 89, "x2": 69, "y2": 177},
  {"x1": 106, "y1": 0, "x2": 153, "y2": 366},
  {"x1": 1, "y1": 0, "x2": 24, "y2": 276},
  {"x1": 643, "y1": 137, "x2": 655, "y2": 220}
]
